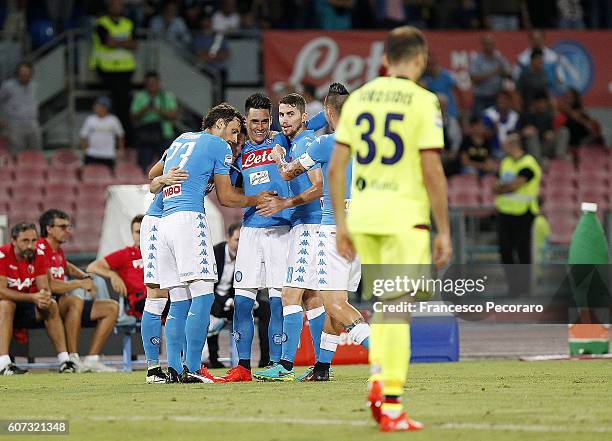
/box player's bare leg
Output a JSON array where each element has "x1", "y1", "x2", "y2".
[
  {"x1": 87, "y1": 300, "x2": 119, "y2": 356},
  {"x1": 142, "y1": 285, "x2": 169, "y2": 382},
  {"x1": 0, "y1": 300, "x2": 24, "y2": 374},
  {"x1": 322, "y1": 290, "x2": 370, "y2": 347},
  {"x1": 36, "y1": 299, "x2": 76, "y2": 373},
  {"x1": 57, "y1": 295, "x2": 84, "y2": 355}
]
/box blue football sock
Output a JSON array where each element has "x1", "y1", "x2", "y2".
[
  {"x1": 319, "y1": 332, "x2": 339, "y2": 364},
  {"x1": 361, "y1": 336, "x2": 370, "y2": 351},
  {"x1": 141, "y1": 298, "x2": 167, "y2": 367},
  {"x1": 306, "y1": 307, "x2": 325, "y2": 362},
  {"x1": 233, "y1": 294, "x2": 255, "y2": 362},
  {"x1": 185, "y1": 294, "x2": 214, "y2": 373},
  {"x1": 319, "y1": 348, "x2": 335, "y2": 364},
  {"x1": 268, "y1": 295, "x2": 283, "y2": 363},
  {"x1": 165, "y1": 298, "x2": 190, "y2": 373},
  {"x1": 280, "y1": 305, "x2": 303, "y2": 364}
]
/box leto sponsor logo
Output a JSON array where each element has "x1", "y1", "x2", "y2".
[
  {"x1": 163, "y1": 184, "x2": 182, "y2": 199},
  {"x1": 285, "y1": 37, "x2": 384, "y2": 95},
  {"x1": 242, "y1": 148, "x2": 275, "y2": 170}
]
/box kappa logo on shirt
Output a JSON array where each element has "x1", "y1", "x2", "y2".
[
  {"x1": 163, "y1": 184, "x2": 182, "y2": 199},
  {"x1": 249, "y1": 170, "x2": 271, "y2": 186}
]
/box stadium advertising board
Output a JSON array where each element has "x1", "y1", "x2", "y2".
[{"x1": 263, "y1": 30, "x2": 612, "y2": 107}]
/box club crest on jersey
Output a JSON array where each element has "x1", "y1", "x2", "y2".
[
  {"x1": 249, "y1": 170, "x2": 271, "y2": 186},
  {"x1": 242, "y1": 148, "x2": 275, "y2": 170},
  {"x1": 163, "y1": 184, "x2": 182, "y2": 199},
  {"x1": 133, "y1": 259, "x2": 144, "y2": 269},
  {"x1": 224, "y1": 154, "x2": 233, "y2": 165}
]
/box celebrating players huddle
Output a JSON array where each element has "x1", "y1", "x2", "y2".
[{"x1": 141, "y1": 26, "x2": 451, "y2": 433}]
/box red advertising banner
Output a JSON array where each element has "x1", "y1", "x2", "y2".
[{"x1": 263, "y1": 30, "x2": 612, "y2": 107}]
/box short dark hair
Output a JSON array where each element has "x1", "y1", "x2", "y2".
[
  {"x1": 303, "y1": 83, "x2": 316, "y2": 97},
  {"x1": 245, "y1": 93, "x2": 272, "y2": 114},
  {"x1": 279, "y1": 93, "x2": 306, "y2": 114},
  {"x1": 202, "y1": 103, "x2": 242, "y2": 130},
  {"x1": 385, "y1": 26, "x2": 427, "y2": 65},
  {"x1": 532, "y1": 89, "x2": 549, "y2": 102},
  {"x1": 11, "y1": 222, "x2": 38, "y2": 240},
  {"x1": 16, "y1": 61, "x2": 33, "y2": 73},
  {"x1": 144, "y1": 70, "x2": 159, "y2": 80},
  {"x1": 131, "y1": 215, "x2": 144, "y2": 230},
  {"x1": 531, "y1": 48, "x2": 544, "y2": 60},
  {"x1": 325, "y1": 82, "x2": 349, "y2": 114},
  {"x1": 227, "y1": 222, "x2": 241, "y2": 237},
  {"x1": 39, "y1": 209, "x2": 70, "y2": 238}
]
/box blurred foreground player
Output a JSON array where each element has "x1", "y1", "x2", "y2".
[{"x1": 329, "y1": 27, "x2": 452, "y2": 431}]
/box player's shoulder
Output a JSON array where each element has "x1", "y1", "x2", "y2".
[{"x1": 177, "y1": 131, "x2": 203, "y2": 142}]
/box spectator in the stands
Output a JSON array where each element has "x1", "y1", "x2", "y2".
[
  {"x1": 422, "y1": 51, "x2": 464, "y2": 129},
  {"x1": 452, "y1": 0, "x2": 481, "y2": 29},
  {"x1": 516, "y1": 30, "x2": 564, "y2": 91},
  {"x1": 469, "y1": 33, "x2": 512, "y2": 117},
  {"x1": 516, "y1": 48, "x2": 553, "y2": 111},
  {"x1": 518, "y1": 90, "x2": 569, "y2": 163},
  {"x1": 316, "y1": 0, "x2": 353, "y2": 29},
  {"x1": 524, "y1": 0, "x2": 558, "y2": 28},
  {"x1": 212, "y1": 0, "x2": 240, "y2": 33},
  {"x1": 480, "y1": 0, "x2": 523, "y2": 30},
  {"x1": 438, "y1": 94, "x2": 462, "y2": 155},
  {"x1": 89, "y1": 0, "x2": 136, "y2": 144},
  {"x1": 193, "y1": 15, "x2": 230, "y2": 85},
  {"x1": 0, "y1": 61, "x2": 42, "y2": 154},
  {"x1": 460, "y1": 117, "x2": 496, "y2": 176},
  {"x1": 555, "y1": 88, "x2": 604, "y2": 149},
  {"x1": 557, "y1": 0, "x2": 585, "y2": 29},
  {"x1": 130, "y1": 71, "x2": 177, "y2": 173},
  {"x1": 37, "y1": 209, "x2": 119, "y2": 373},
  {"x1": 149, "y1": 1, "x2": 191, "y2": 49},
  {"x1": 80, "y1": 96, "x2": 125, "y2": 170},
  {"x1": 302, "y1": 83, "x2": 324, "y2": 134},
  {"x1": 87, "y1": 215, "x2": 147, "y2": 319},
  {"x1": 482, "y1": 90, "x2": 520, "y2": 159}
]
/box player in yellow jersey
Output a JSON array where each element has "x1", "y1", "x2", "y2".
[{"x1": 328, "y1": 26, "x2": 452, "y2": 432}]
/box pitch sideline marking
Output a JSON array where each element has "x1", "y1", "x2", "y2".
[{"x1": 86, "y1": 415, "x2": 612, "y2": 433}]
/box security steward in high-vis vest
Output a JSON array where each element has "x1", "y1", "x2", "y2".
[
  {"x1": 89, "y1": 0, "x2": 136, "y2": 140},
  {"x1": 494, "y1": 132, "x2": 541, "y2": 265}
]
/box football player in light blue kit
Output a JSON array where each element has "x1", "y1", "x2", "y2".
[
  {"x1": 253, "y1": 93, "x2": 327, "y2": 381},
  {"x1": 265, "y1": 83, "x2": 371, "y2": 381},
  {"x1": 156, "y1": 103, "x2": 274, "y2": 383},
  {"x1": 222, "y1": 93, "x2": 328, "y2": 382}
]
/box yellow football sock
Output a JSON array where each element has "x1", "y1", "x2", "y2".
[
  {"x1": 381, "y1": 322, "x2": 410, "y2": 398},
  {"x1": 368, "y1": 321, "x2": 385, "y2": 381}
]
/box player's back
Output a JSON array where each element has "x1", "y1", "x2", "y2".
[
  {"x1": 162, "y1": 131, "x2": 232, "y2": 217},
  {"x1": 335, "y1": 76, "x2": 443, "y2": 234},
  {"x1": 288, "y1": 129, "x2": 321, "y2": 225},
  {"x1": 237, "y1": 132, "x2": 292, "y2": 227}
]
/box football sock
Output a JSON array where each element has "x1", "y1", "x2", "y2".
[
  {"x1": 268, "y1": 291, "x2": 283, "y2": 363},
  {"x1": 382, "y1": 395, "x2": 403, "y2": 419},
  {"x1": 0, "y1": 354, "x2": 11, "y2": 370},
  {"x1": 381, "y1": 322, "x2": 410, "y2": 406},
  {"x1": 306, "y1": 306, "x2": 325, "y2": 362},
  {"x1": 238, "y1": 359, "x2": 251, "y2": 370},
  {"x1": 348, "y1": 322, "x2": 371, "y2": 351},
  {"x1": 141, "y1": 298, "x2": 167, "y2": 367},
  {"x1": 233, "y1": 292, "x2": 256, "y2": 363},
  {"x1": 319, "y1": 332, "x2": 339, "y2": 365},
  {"x1": 280, "y1": 305, "x2": 303, "y2": 369},
  {"x1": 185, "y1": 293, "x2": 214, "y2": 373},
  {"x1": 165, "y1": 298, "x2": 190, "y2": 373},
  {"x1": 313, "y1": 361, "x2": 330, "y2": 374}
]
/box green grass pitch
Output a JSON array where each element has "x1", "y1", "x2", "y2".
[{"x1": 2, "y1": 360, "x2": 610, "y2": 441}]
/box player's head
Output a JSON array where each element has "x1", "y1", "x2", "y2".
[
  {"x1": 39, "y1": 209, "x2": 71, "y2": 244},
  {"x1": 278, "y1": 93, "x2": 307, "y2": 139},
  {"x1": 384, "y1": 26, "x2": 428, "y2": 80},
  {"x1": 245, "y1": 93, "x2": 272, "y2": 145},
  {"x1": 16, "y1": 61, "x2": 33, "y2": 85},
  {"x1": 202, "y1": 102, "x2": 243, "y2": 145},
  {"x1": 11, "y1": 222, "x2": 38, "y2": 261},
  {"x1": 131, "y1": 215, "x2": 143, "y2": 248},
  {"x1": 226, "y1": 222, "x2": 241, "y2": 256},
  {"x1": 144, "y1": 71, "x2": 160, "y2": 94},
  {"x1": 324, "y1": 83, "x2": 349, "y2": 131}
]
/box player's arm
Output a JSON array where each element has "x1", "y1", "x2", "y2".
[
  {"x1": 256, "y1": 168, "x2": 323, "y2": 217},
  {"x1": 305, "y1": 111, "x2": 327, "y2": 132},
  {"x1": 493, "y1": 170, "x2": 530, "y2": 194},
  {"x1": 214, "y1": 174, "x2": 274, "y2": 208},
  {"x1": 149, "y1": 165, "x2": 189, "y2": 194},
  {"x1": 49, "y1": 262, "x2": 95, "y2": 295},
  {"x1": 328, "y1": 143, "x2": 355, "y2": 261},
  {"x1": 0, "y1": 275, "x2": 51, "y2": 309},
  {"x1": 86, "y1": 258, "x2": 127, "y2": 297},
  {"x1": 270, "y1": 145, "x2": 308, "y2": 180}
]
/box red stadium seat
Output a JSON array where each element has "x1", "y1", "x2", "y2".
[
  {"x1": 543, "y1": 198, "x2": 577, "y2": 212},
  {"x1": 44, "y1": 182, "x2": 78, "y2": 197},
  {"x1": 449, "y1": 192, "x2": 481, "y2": 208},
  {"x1": 577, "y1": 188, "x2": 608, "y2": 210},
  {"x1": 0, "y1": 169, "x2": 14, "y2": 185},
  {"x1": 50, "y1": 148, "x2": 81, "y2": 168},
  {"x1": 578, "y1": 146, "x2": 607, "y2": 163},
  {"x1": 547, "y1": 159, "x2": 574, "y2": 175},
  {"x1": 543, "y1": 185, "x2": 576, "y2": 202},
  {"x1": 76, "y1": 182, "x2": 109, "y2": 198},
  {"x1": 14, "y1": 167, "x2": 46, "y2": 183},
  {"x1": 81, "y1": 164, "x2": 114, "y2": 185},
  {"x1": 7, "y1": 180, "x2": 45, "y2": 198},
  {"x1": 47, "y1": 167, "x2": 79, "y2": 184},
  {"x1": 41, "y1": 196, "x2": 76, "y2": 214},
  {"x1": 15, "y1": 150, "x2": 47, "y2": 168},
  {"x1": 9, "y1": 203, "x2": 43, "y2": 225},
  {"x1": 548, "y1": 217, "x2": 577, "y2": 244},
  {"x1": 577, "y1": 174, "x2": 607, "y2": 190},
  {"x1": 448, "y1": 175, "x2": 479, "y2": 195},
  {"x1": 114, "y1": 163, "x2": 147, "y2": 184}
]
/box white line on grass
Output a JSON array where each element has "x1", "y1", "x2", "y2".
[{"x1": 86, "y1": 416, "x2": 612, "y2": 433}]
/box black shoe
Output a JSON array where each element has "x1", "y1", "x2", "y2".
[
  {"x1": 180, "y1": 367, "x2": 214, "y2": 384},
  {"x1": 146, "y1": 366, "x2": 166, "y2": 384},
  {"x1": 208, "y1": 359, "x2": 225, "y2": 369},
  {"x1": 303, "y1": 368, "x2": 330, "y2": 382},
  {"x1": 1, "y1": 363, "x2": 28, "y2": 375},
  {"x1": 258, "y1": 359, "x2": 271, "y2": 368},
  {"x1": 59, "y1": 360, "x2": 78, "y2": 373},
  {"x1": 166, "y1": 367, "x2": 182, "y2": 383}
]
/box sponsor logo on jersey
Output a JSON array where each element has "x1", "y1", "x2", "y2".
[
  {"x1": 132, "y1": 259, "x2": 144, "y2": 269},
  {"x1": 224, "y1": 154, "x2": 233, "y2": 165},
  {"x1": 163, "y1": 184, "x2": 182, "y2": 199},
  {"x1": 249, "y1": 170, "x2": 271, "y2": 186},
  {"x1": 242, "y1": 148, "x2": 275, "y2": 170},
  {"x1": 7, "y1": 277, "x2": 35, "y2": 291}
]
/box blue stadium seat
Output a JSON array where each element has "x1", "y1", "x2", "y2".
[{"x1": 410, "y1": 315, "x2": 460, "y2": 363}]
